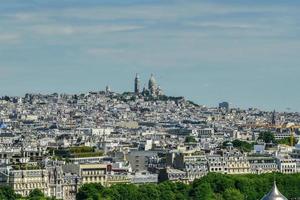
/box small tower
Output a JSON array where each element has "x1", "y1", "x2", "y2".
[
  {"x1": 134, "y1": 73, "x2": 140, "y2": 94},
  {"x1": 105, "y1": 85, "x2": 111, "y2": 94},
  {"x1": 271, "y1": 110, "x2": 276, "y2": 125}
]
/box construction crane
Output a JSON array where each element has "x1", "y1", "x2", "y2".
[
  {"x1": 247, "y1": 123, "x2": 300, "y2": 146},
  {"x1": 285, "y1": 124, "x2": 300, "y2": 146}
]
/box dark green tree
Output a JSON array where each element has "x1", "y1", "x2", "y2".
[
  {"x1": 158, "y1": 181, "x2": 176, "y2": 200},
  {"x1": 190, "y1": 183, "x2": 215, "y2": 200},
  {"x1": 231, "y1": 140, "x2": 254, "y2": 152},
  {"x1": 258, "y1": 132, "x2": 275, "y2": 143},
  {"x1": 76, "y1": 183, "x2": 104, "y2": 200},
  {"x1": 27, "y1": 189, "x2": 46, "y2": 200},
  {"x1": 223, "y1": 188, "x2": 244, "y2": 200},
  {"x1": 185, "y1": 136, "x2": 196, "y2": 143},
  {"x1": 0, "y1": 186, "x2": 19, "y2": 200},
  {"x1": 137, "y1": 184, "x2": 160, "y2": 200}
]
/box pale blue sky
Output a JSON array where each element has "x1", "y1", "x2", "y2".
[{"x1": 0, "y1": 0, "x2": 299, "y2": 111}]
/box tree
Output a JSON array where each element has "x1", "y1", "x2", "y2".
[
  {"x1": 74, "y1": 173, "x2": 300, "y2": 200},
  {"x1": 223, "y1": 140, "x2": 253, "y2": 152},
  {"x1": 0, "y1": 186, "x2": 19, "y2": 200},
  {"x1": 277, "y1": 136, "x2": 297, "y2": 146},
  {"x1": 28, "y1": 189, "x2": 47, "y2": 200},
  {"x1": 158, "y1": 181, "x2": 176, "y2": 200},
  {"x1": 76, "y1": 183, "x2": 104, "y2": 200},
  {"x1": 191, "y1": 183, "x2": 215, "y2": 200},
  {"x1": 137, "y1": 184, "x2": 160, "y2": 200},
  {"x1": 258, "y1": 132, "x2": 275, "y2": 143},
  {"x1": 174, "y1": 182, "x2": 190, "y2": 200},
  {"x1": 223, "y1": 188, "x2": 244, "y2": 200},
  {"x1": 185, "y1": 136, "x2": 196, "y2": 143}
]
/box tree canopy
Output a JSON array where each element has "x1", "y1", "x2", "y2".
[
  {"x1": 185, "y1": 136, "x2": 196, "y2": 143},
  {"x1": 223, "y1": 140, "x2": 255, "y2": 152},
  {"x1": 258, "y1": 132, "x2": 275, "y2": 143},
  {"x1": 75, "y1": 173, "x2": 300, "y2": 200}
]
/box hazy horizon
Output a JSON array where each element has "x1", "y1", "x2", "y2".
[{"x1": 1, "y1": 0, "x2": 299, "y2": 112}]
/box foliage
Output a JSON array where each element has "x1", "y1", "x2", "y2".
[
  {"x1": 53, "y1": 146, "x2": 103, "y2": 159},
  {"x1": 69, "y1": 146, "x2": 95, "y2": 153},
  {"x1": 2, "y1": 173, "x2": 299, "y2": 200},
  {"x1": 28, "y1": 189, "x2": 45, "y2": 200},
  {"x1": 223, "y1": 188, "x2": 244, "y2": 200},
  {"x1": 276, "y1": 136, "x2": 297, "y2": 146},
  {"x1": 72, "y1": 152, "x2": 104, "y2": 158},
  {"x1": 76, "y1": 173, "x2": 300, "y2": 200},
  {"x1": 76, "y1": 182, "x2": 190, "y2": 200},
  {"x1": 0, "y1": 186, "x2": 19, "y2": 200},
  {"x1": 231, "y1": 140, "x2": 254, "y2": 152},
  {"x1": 185, "y1": 136, "x2": 196, "y2": 143},
  {"x1": 76, "y1": 183, "x2": 104, "y2": 200},
  {"x1": 190, "y1": 183, "x2": 215, "y2": 200},
  {"x1": 186, "y1": 100, "x2": 199, "y2": 107},
  {"x1": 26, "y1": 189, "x2": 57, "y2": 200},
  {"x1": 258, "y1": 132, "x2": 275, "y2": 143}
]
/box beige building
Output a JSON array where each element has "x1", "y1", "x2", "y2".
[
  {"x1": 106, "y1": 173, "x2": 131, "y2": 186},
  {"x1": 79, "y1": 164, "x2": 107, "y2": 186},
  {"x1": 224, "y1": 151, "x2": 250, "y2": 174},
  {"x1": 9, "y1": 169, "x2": 48, "y2": 197},
  {"x1": 208, "y1": 151, "x2": 251, "y2": 174}
]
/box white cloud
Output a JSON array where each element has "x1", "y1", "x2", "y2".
[
  {"x1": 30, "y1": 24, "x2": 144, "y2": 36},
  {"x1": 1, "y1": 0, "x2": 297, "y2": 40},
  {"x1": 86, "y1": 48, "x2": 125, "y2": 55},
  {"x1": 58, "y1": 2, "x2": 298, "y2": 22},
  {"x1": 187, "y1": 22, "x2": 256, "y2": 30},
  {"x1": 0, "y1": 33, "x2": 20, "y2": 43}
]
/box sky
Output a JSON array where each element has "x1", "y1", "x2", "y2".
[{"x1": 0, "y1": 0, "x2": 299, "y2": 111}]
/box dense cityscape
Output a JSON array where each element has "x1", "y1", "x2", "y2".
[{"x1": 0, "y1": 74, "x2": 299, "y2": 200}]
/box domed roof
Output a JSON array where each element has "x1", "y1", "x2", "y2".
[
  {"x1": 149, "y1": 74, "x2": 156, "y2": 85},
  {"x1": 261, "y1": 182, "x2": 288, "y2": 200}
]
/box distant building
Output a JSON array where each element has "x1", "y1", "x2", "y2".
[
  {"x1": 276, "y1": 157, "x2": 297, "y2": 174},
  {"x1": 207, "y1": 155, "x2": 227, "y2": 174},
  {"x1": 254, "y1": 144, "x2": 266, "y2": 154},
  {"x1": 148, "y1": 74, "x2": 157, "y2": 95},
  {"x1": 219, "y1": 102, "x2": 229, "y2": 111},
  {"x1": 271, "y1": 110, "x2": 276, "y2": 125},
  {"x1": 291, "y1": 140, "x2": 300, "y2": 159},
  {"x1": 208, "y1": 151, "x2": 250, "y2": 174},
  {"x1": 128, "y1": 151, "x2": 158, "y2": 172},
  {"x1": 248, "y1": 156, "x2": 278, "y2": 174},
  {"x1": 79, "y1": 164, "x2": 107, "y2": 185},
  {"x1": 134, "y1": 74, "x2": 140, "y2": 94},
  {"x1": 131, "y1": 172, "x2": 158, "y2": 184},
  {"x1": 148, "y1": 74, "x2": 163, "y2": 96},
  {"x1": 197, "y1": 128, "x2": 214, "y2": 138},
  {"x1": 105, "y1": 85, "x2": 111, "y2": 94},
  {"x1": 158, "y1": 167, "x2": 188, "y2": 184},
  {"x1": 9, "y1": 169, "x2": 49, "y2": 197}
]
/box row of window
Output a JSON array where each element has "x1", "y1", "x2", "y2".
[
  {"x1": 14, "y1": 183, "x2": 46, "y2": 189},
  {"x1": 82, "y1": 170, "x2": 105, "y2": 175}
]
